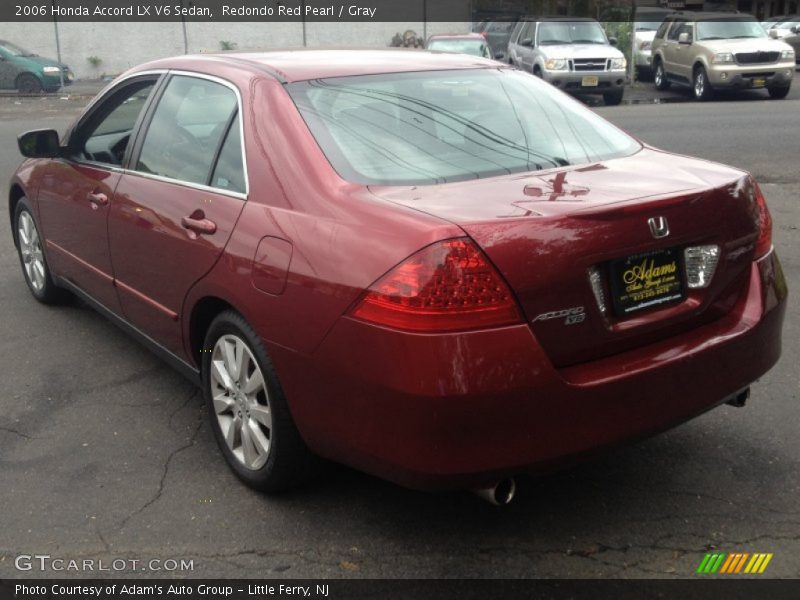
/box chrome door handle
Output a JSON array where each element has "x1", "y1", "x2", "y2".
[
  {"x1": 181, "y1": 216, "x2": 217, "y2": 235},
  {"x1": 87, "y1": 191, "x2": 108, "y2": 206}
]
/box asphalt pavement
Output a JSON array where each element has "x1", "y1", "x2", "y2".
[{"x1": 0, "y1": 88, "x2": 798, "y2": 579}]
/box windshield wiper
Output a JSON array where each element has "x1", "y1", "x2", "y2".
[
  {"x1": 698, "y1": 36, "x2": 724, "y2": 40},
  {"x1": 572, "y1": 39, "x2": 604, "y2": 44},
  {"x1": 540, "y1": 40, "x2": 569, "y2": 45},
  {"x1": 731, "y1": 35, "x2": 758, "y2": 38}
]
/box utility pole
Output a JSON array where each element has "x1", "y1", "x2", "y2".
[
  {"x1": 180, "y1": 0, "x2": 189, "y2": 53},
  {"x1": 629, "y1": 0, "x2": 637, "y2": 83},
  {"x1": 52, "y1": 0, "x2": 64, "y2": 89}
]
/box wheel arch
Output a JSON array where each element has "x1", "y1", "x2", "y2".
[
  {"x1": 15, "y1": 71, "x2": 44, "y2": 87},
  {"x1": 188, "y1": 295, "x2": 237, "y2": 367},
  {"x1": 9, "y1": 183, "x2": 26, "y2": 247},
  {"x1": 692, "y1": 59, "x2": 708, "y2": 74}
]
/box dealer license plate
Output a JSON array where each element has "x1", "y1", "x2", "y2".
[
  {"x1": 751, "y1": 78, "x2": 766, "y2": 88},
  {"x1": 608, "y1": 247, "x2": 684, "y2": 316},
  {"x1": 581, "y1": 76, "x2": 599, "y2": 87}
]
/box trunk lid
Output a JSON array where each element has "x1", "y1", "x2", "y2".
[{"x1": 369, "y1": 148, "x2": 760, "y2": 367}]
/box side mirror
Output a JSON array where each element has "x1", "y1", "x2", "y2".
[
  {"x1": 520, "y1": 38, "x2": 533, "y2": 47},
  {"x1": 609, "y1": 36, "x2": 618, "y2": 46},
  {"x1": 768, "y1": 28, "x2": 780, "y2": 38},
  {"x1": 18, "y1": 129, "x2": 61, "y2": 159},
  {"x1": 791, "y1": 26, "x2": 799, "y2": 34},
  {"x1": 494, "y1": 51, "x2": 506, "y2": 60},
  {"x1": 678, "y1": 32, "x2": 691, "y2": 44}
]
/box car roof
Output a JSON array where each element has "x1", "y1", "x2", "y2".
[
  {"x1": 516, "y1": 16, "x2": 599, "y2": 23},
  {"x1": 669, "y1": 11, "x2": 758, "y2": 20},
  {"x1": 427, "y1": 33, "x2": 485, "y2": 40},
  {"x1": 137, "y1": 49, "x2": 501, "y2": 84}
]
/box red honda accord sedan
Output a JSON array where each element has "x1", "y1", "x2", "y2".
[{"x1": 10, "y1": 50, "x2": 786, "y2": 502}]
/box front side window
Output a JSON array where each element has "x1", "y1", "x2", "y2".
[
  {"x1": 136, "y1": 75, "x2": 238, "y2": 187},
  {"x1": 288, "y1": 69, "x2": 641, "y2": 186},
  {"x1": 74, "y1": 79, "x2": 156, "y2": 166},
  {"x1": 667, "y1": 20, "x2": 687, "y2": 41}
]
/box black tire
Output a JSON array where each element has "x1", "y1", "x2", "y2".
[
  {"x1": 693, "y1": 65, "x2": 714, "y2": 101},
  {"x1": 533, "y1": 65, "x2": 543, "y2": 78},
  {"x1": 767, "y1": 85, "x2": 790, "y2": 99},
  {"x1": 16, "y1": 73, "x2": 43, "y2": 94},
  {"x1": 653, "y1": 59, "x2": 670, "y2": 90},
  {"x1": 13, "y1": 197, "x2": 70, "y2": 304},
  {"x1": 202, "y1": 310, "x2": 316, "y2": 492},
  {"x1": 603, "y1": 89, "x2": 624, "y2": 106}
]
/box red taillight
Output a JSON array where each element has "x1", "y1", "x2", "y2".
[
  {"x1": 753, "y1": 180, "x2": 773, "y2": 258},
  {"x1": 350, "y1": 238, "x2": 522, "y2": 333}
]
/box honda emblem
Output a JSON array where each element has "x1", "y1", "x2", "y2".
[{"x1": 648, "y1": 216, "x2": 669, "y2": 239}]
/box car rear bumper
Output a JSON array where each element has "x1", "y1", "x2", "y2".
[
  {"x1": 272, "y1": 251, "x2": 786, "y2": 491},
  {"x1": 542, "y1": 70, "x2": 626, "y2": 94}
]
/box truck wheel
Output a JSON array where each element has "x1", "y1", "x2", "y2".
[
  {"x1": 693, "y1": 65, "x2": 714, "y2": 101},
  {"x1": 603, "y1": 90, "x2": 624, "y2": 106},
  {"x1": 767, "y1": 85, "x2": 790, "y2": 99},
  {"x1": 654, "y1": 60, "x2": 670, "y2": 90}
]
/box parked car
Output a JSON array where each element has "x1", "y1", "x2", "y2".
[
  {"x1": 426, "y1": 33, "x2": 494, "y2": 59},
  {"x1": 633, "y1": 8, "x2": 675, "y2": 79},
  {"x1": 482, "y1": 18, "x2": 518, "y2": 58},
  {"x1": 11, "y1": 51, "x2": 786, "y2": 502},
  {"x1": 507, "y1": 16, "x2": 627, "y2": 105},
  {"x1": 0, "y1": 40, "x2": 74, "y2": 93},
  {"x1": 766, "y1": 16, "x2": 799, "y2": 38},
  {"x1": 651, "y1": 13, "x2": 795, "y2": 100},
  {"x1": 780, "y1": 23, "x2": 800, "y2": 62}
]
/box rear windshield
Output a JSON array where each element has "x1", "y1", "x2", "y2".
[{"x1": 287, "y1": 69, "x2": 640, "y2": 186}]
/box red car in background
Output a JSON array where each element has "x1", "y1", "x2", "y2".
[{"x1": 10, "y1": 51, "x2": 786, "y2": 504}]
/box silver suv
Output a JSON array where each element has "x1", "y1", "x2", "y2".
[
  {"x1": 507, "y1": 17, "x2": 627, "y2": 105},
  {"x1": 651, "y1": 13, "x2": 795, "y2": 100}
]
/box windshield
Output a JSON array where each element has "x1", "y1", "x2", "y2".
[
  {"x1": 636, "y1": 21, "x2": 665, "y2": 31},
  {"x1": 0, "y1": 41, "x2": 33, "y2": 57},
  {"x1": 428, "y1": 39, "x2": 490, "y2": 58},
  {"x1": 697, "y1": 20, "x2": 767, "y2": 40},
  {"x1": 287, "y1": 69, "x2": 640, "y2": 186},
  {"x1": 776, "y1": 20, "x2": 800, "y2": 29},
  {"x1": 538, "y1": 22, "x2": 608, "y2": 44}
]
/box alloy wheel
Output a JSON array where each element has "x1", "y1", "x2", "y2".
[
  {"x1": 694, "y1": 71, "x2": 705, "y2": 99},
  {"x1": 655, "y1": 65, "x2": 663, "y2": 87},
  {"x1": 210, "y1": 334, "x2": 272, "y2": 470},
  {"x1": 18, "y1": 211, "x2": 45, "y2": 292}
]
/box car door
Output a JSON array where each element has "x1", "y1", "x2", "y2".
[
  {"x1": 663, "y1": 19, "x2": 688, "y2": 79},
  {"x1": 517, "y1": 22, "x2": 536, "y2": 71},
  {"x1": 0, "y1": 47, "x2": 19, "y2": 89},
  {"x1": 35, "y1": 75, "x2": 160, "y2": 312},
  {"x1": 108, "y1": 73, "x2": 247, "y2": 357}
]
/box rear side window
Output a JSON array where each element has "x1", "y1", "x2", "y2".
[
  {"x1": 136, "y1": 75, "x2": 238, "y2": 187},
  {"x1": 210, "y1": 113, "x2": 246, "y2": 194}
]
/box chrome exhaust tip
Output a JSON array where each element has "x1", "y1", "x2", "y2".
[{"x1": 472, "y1": 478, "x2": 516, "y2": 506}]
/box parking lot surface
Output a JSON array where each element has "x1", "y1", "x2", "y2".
[{"x1": 0, "y1": 90, "x2": 798, "y2": 578}]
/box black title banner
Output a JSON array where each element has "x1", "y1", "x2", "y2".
[
  {"x1": 6, "y1": 0, "x2": 478, "y2": 22},
  {"x1": 3, "y1": 579, "x2": 800, "y2": 600}
]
